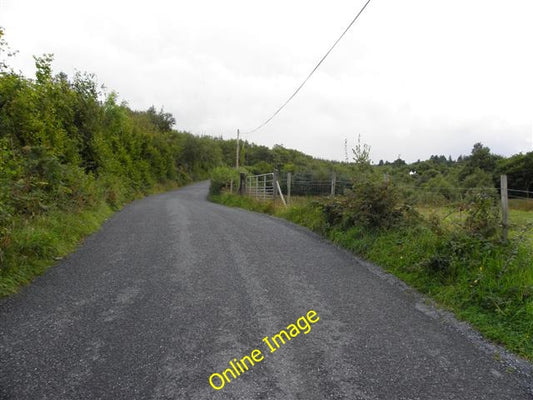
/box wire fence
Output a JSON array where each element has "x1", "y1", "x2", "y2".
[
  {"x1": 282, "y1": 179, "x2": 532, "y2": 203},
  {"x1": 278, "y1": 177, "x2": 352, "y2": 197},
  {"x1": 241, "y1": 172, "x2": 532, "y2": 245},
  {"x1": 398, "y1": 185, "x2": 533, "y2": 208},
  {"x1": 243, "y1": 172, "x2": 533, "y2": 210}
]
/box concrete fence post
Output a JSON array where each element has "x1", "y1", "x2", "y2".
[
  {"x1": 501, "y1": 174, "x2": 509, "y2": 242},
  {"x1": 287, "y1": 172, "x2": 292, "y2": 205}
]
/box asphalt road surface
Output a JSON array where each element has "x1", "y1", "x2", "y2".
[{"x1": 1, "y1": 182, "x2": 532, "y2": 399}]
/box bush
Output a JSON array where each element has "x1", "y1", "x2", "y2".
[
  {"x1": 96, "y1": 173, "x2": 129, "y2": 209},
  {"x1": 463, "y1": 189, "x2": 500, "y2": 239},
  {"x1": 321, "y1": 175, "x2": 417, "y2": 230},
  {"x1": 209, "y1": 167, "x2": 239, "y2": 196}
]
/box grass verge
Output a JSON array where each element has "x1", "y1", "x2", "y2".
[
  {"x1": 210, "y1": 192, "x2": 533, "y2": 360},
  {"x1": 0, "y1": 181, "x2": 181, "y2": 298}
]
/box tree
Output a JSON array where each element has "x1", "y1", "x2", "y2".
[
  {"x1": 459, "y1": 142, "x2": 498, "y2": 182},
  {"x1": 250, "y1": 161, "x2": 273, "y2": 175},
  {"x1": 352, "y1": 134, "x2": 371, "y2": 167},
  {"x1": 462, "y1": 168, "x2": 494, "y2": 189},
  {"x1": 391, "y1": 157, "x2": 406, "y2": 167},
  {"x1": 497, "y1": 152, "x2": 533, "y2": 194},
  {"x1": 0, "y1": 27, "x2": 18, "y2": 73},
  {"x1": 34, "y1": 54, "x2": 54, "y2": 84},
  {"x1": 351, "y1": 134, "x2": 372, "y2": 178},
  {"x1": 146, "y1": 106, "x2": 175, "y2": 132}
]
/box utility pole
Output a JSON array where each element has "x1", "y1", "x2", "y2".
[{"x1": 235, "y1": 129, "x2": 240, "y2": 169}]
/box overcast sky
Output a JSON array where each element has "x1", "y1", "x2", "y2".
[{"x1": 1, "y1": 0, "x2": 532, "y2": 162}]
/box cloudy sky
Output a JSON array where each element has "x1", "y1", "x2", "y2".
[{"x1": 1, "y1": 0, "x2": 532, "y2": 162}]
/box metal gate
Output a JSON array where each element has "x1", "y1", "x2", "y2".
[{"x1": 246, "y1": 173, "x2": 274, "y2": 200}]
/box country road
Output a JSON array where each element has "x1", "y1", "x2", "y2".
[{"x1": 1, "y1": 181, "x2": 532, "y2": 400}]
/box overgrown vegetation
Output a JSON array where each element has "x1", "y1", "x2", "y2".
[
  {"x1": 0, "y1": 30, "x2": 227, "y2": 295},
  {"x1": 210, "y1": 139, "x2": 533, "y2": 360},
  {"x1": 209, "y1": 166, "x2": 240, "y2": 196},
  {"x1": 212, "y1": 190, "x2": 533, "y2": 360},
  {"x1": 2, "y1": 27, "x2": 533, "y2": 361},
  {"x1": 0, "y1": 28, "x2": 358, "y2": 296}
]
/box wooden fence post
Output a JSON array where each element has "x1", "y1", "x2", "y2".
[
  {"x1": 239, "y1": 173, "x2": 246, "y2": 195},
  {"x1": 501, "y1": 174, "x2": 509, "y2": 242},
  {"x1": 287, "y1": 172, "x2": 292, "y2": 205},
  {"x1": 330, "y1": 172, "x2": 336, "y2": 197}
]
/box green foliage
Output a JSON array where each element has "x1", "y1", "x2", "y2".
[
  {"x1": 0, "y1": 27, "x2": 18, "y2": 72},
  {"x1": 463, "y1": 190, "x2": 500, "y2": 239},
  {"x1": 3, "y1": 31, "x2": 533, "y2": 358},
  {"x1": 210, "y1": 136, "x2": 532, "y2": 360},
  {"x1": 322, "y1": 175, "x2": 416, "y2": 230},
  {"x1": 419, "y1": 173, "x2": 457, "y2": 204},
  {"x1": 249, "y1": 161, "x2": 273, "y2": 175},
  {"x1": 352, "y1": 134, "x2": 371, "y2": 172},
  {"x1": 458, "y1": 142, "x2": 499, "y2": 183},
  {"x1": 145, "y1": 105, "x2": 175, "y2": 132},
  {"x1": 213, "y1": 192, "x2": 533, "y2": 359},
  {"x1": 321, "y1": 135, "x2": 416, "y2": 229},
  {"x1": 178, "y1": 133, "x2": 224, "y2": 180},
  {"x1": 34, "y1": 54, "x2": 54, "y2": 84},
  {"x1": 0, "y1": 203, "x2": 114, "y2": 297},
  {"x1": 497, "y1": 151, "x2": 533, "y2": 193},
  {"x1": 424, "y1": 233, "x2": 486, "y2": 281},
  {"x1": 209, "y1": 166, "x2": 239, "y2": 196},
  {"x1": 462, "y1": 168, "x2": 494, "y2": 189},
  {"x1": 0, "y1": 33, "x2": 235, "y2": 294},
  {"x1": 277, "y1": 201, "x2": 325, "y2": 233},
  {"x1": 0, "y1": 52, "x2": 218, "y2": 233},
  {"x1": 210, "y1": 192, "x2": 276, "y2": 214}
]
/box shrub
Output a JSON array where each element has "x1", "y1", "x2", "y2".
[
  {"x1": 96, "y1": 173, "x2": 129, "y2": 209},
  {"x1": 321, "y1": 175, "x2": 417, "y2": 230},
  {"x1": 463, "y1": 189, "x2": 500, "y2": 239},
  {"x1": 209, "y1": 167, "x2": 239, "y2": 196}
]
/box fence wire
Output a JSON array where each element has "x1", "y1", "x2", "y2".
[
  {"x1": 278, "y1": 177, "x2": 351, "y2": 196},
  {"x1": 244, "y1": 172, "x2": 533, "y2": 209}
]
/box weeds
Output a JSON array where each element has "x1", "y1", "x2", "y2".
[{"x1": 210, "y1": 191, "x2": 533, "y2": 360}]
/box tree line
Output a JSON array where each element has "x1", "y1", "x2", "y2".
[{"x1": 2, "y1": 27, "x2": 532, "y2": 265}]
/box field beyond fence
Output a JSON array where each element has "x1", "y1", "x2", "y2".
[{"x1": 216, "y1": 172, "x2": 533, "y2": 360}]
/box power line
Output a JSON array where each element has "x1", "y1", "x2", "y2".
[{"x1": 242, "y1": 0, "x2": 372, "y2": 135}]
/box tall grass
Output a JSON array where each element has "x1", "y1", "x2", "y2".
[
  {"x1": 0, "y1": 181, "x2": 180, "y2": 297},
  {"x1": 0, "y1": 202, "x2": 112, "y2": 296},
  {"x1": 211, "y1": 192, "x2": 533, "y2": 360}
]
